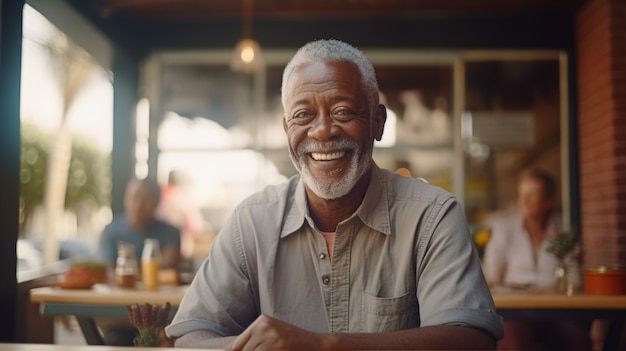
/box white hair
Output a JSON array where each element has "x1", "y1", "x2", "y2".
[{"x1": 281, "y1": 39, "x2": 380, "y2": 114}]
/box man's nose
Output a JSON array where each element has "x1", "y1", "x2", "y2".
[{"x1": 308, "y1": 112, "x2": 338, "y2": 140}]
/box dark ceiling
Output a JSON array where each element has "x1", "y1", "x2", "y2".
[
  {"x1": 82, "y1": 0, "x2": 585, "y2": 20},
  {"x1": 63, "y1": 0, "x2": 586, "y2": 58}
]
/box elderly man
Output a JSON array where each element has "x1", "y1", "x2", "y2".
[{"x1": 166, "y1": 39, "x2": 503, "y2": 350}]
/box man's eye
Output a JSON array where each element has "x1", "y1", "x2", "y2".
[
  {"x1": 333, "y1": 109, "x2": 357, "y2": 121},
  {"x1": 293, "y1": 111, "x2": 315, "y2": 119},
  {"x1": 288, "y1": 111, "x2": 315, "y2": 124}
]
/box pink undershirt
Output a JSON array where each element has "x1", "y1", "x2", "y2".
[{"x1": 320, "y1": 231, "x2": 336, "y2": 263}]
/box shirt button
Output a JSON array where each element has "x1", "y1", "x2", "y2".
[
  {"x1": 322, "y1": 275, "x2": 330, "y2": 285},
  {"x1": 319, "y1": 253, "x2": 327, "y2": 259}
]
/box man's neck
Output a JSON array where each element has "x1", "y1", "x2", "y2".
[
  {"x1": 524, "y1": 212, "x2": 550, "y2": 230},
  {"x1": 306, "y1": 170, "x2": 372, "y2": 232}
]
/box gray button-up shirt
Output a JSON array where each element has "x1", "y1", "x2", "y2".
[{"x1": 166, "y1": 164, "x2": 503, "y2": 340}]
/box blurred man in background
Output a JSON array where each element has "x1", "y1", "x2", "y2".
[
  {"x1": 96, "y1": 177, "x2": 180, "y2": 345},
  {"x1": 483, "y1": 168, "x2": 590, "y2": 351}
]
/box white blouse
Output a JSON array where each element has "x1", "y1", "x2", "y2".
[{"x1": 482, "y1": 212, "x2": 582, "y2": 290}]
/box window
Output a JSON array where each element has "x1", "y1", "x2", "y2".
[
  {"x1": 144, "y1": 49, "x2": 569, "y2": 232},
  {"x1": 20, "y1": 5, "x2": 113, "y2": 267}
]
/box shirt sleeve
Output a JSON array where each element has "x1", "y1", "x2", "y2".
[
  {"x1": 163, "y1": 224, "x2": 182, "y2": 250},
  {"x1": 98, "y1": 224, "x2": 117, "y2": 265},
  {"x1": 416, "y1": 198, "x2": 504, "y2": 340},
  {"x1": 165, "y1": 211, "x2": 259, "y2": 338}
]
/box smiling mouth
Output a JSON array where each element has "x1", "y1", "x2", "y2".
[{"x1": 310, "y1": 151, "x2": 346, "y2": 161}]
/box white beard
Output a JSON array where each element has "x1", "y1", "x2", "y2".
[{"x1": 289, "y1": 139, "x2": 372, "y2": 200}]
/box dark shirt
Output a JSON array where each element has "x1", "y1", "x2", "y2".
[{"x1": 98, "y1": 215, "x2": 181, "y2": 265}]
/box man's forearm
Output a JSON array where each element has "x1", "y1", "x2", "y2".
[
  {"x1": 174, "y1": 325, "x2": 495, "y2": 350},
  {"x1": 173, "y1": 330, "x2": 237, "y2": 349}
]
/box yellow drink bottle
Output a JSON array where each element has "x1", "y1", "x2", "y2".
[{"x1": 141, "y1": 238, "x2": 161, "y2": 290}]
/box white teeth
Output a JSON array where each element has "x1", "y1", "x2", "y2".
[{"x1": 311, "y1": 151, "x2": 345, "y2": 161}]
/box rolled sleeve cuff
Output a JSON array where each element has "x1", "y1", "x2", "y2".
[
  {"x1": 421, "y1": 307, "x2": 504, "y2": 340},
  {"x1": 165, "y1": 319, "x2": 235, "y2": 339}
]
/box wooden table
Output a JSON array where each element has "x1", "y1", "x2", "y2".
[
  {"x1": 493, "y1": 291, "x2": 626, "y2": 351},
  {"x1": 494, "y1": 292, "x2": 626, "y2": 310},
  {"x1": 30, "y1": 284, "x2": 187, "y2": 345},
  {"x1": 30, "y1": 284, "x2": 186, "y2": 308},
  {"x1": 31, "y1": 285, "x2": 626, "y2": 349}
]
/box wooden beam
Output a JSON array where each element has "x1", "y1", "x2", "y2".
[{"x1": 0, "y1": 0, "x2": 24, "y2": 342}]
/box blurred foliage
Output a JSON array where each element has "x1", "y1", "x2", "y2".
[
  {"x1": 19, "y1": 122, "x2": 111, "y2": 235},
  {"x1": 472, "y1": 226, "x2": 491, "y2": 259},
  {"x1": 20, "y1": 123, "x2": 48, "y2": 235},
  {"x1": 546, "y1": 229, "x2": 579, "y2": 261}
]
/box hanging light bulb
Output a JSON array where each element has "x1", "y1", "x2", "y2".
[
  {"x1": 231, "y1": 38, "x2": 263, "y2": 73},
  {"x1": 230, "y1": 0, "x2": 264, "y2": 74}
]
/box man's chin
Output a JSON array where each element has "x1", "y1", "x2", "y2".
[{"x1": 302, "y1": 171, "x2": 356, "y2": 200}]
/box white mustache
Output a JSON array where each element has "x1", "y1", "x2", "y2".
[{"x1": 298, "y1": 140, "x2": 357, "y2": 155}]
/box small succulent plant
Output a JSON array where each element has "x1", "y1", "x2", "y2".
[{"x1": 127, "y1": 302, "x2": 172, "y2": 347}]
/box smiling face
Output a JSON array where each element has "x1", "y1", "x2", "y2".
[
  {"x1": 282, "y1": 60, "x2": 385, "y2": 200},
  {"x1": 518, "y1": 176, "x2": 554, "y2": 221}
]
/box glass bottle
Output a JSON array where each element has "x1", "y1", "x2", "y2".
[
  {"x1": 115, "y1": 242, "x2": 138, "y2": 288},
  {"x1": 554, "y1": 259, "x2": 574, "y2": 295},
  {"x1": 141, "y1": 238, "x2": 161, "y2": 290}
]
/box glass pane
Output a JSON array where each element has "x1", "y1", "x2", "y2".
[
  {"x1": 464, "y1": 60, "x2": 561, "y2": 227},
  {"x1": 156, "y1": 56, "x2": 566, "y2": 235},
  {"x1": 20, "y1": 5, "x2": 113, "y2": 268},
  {"x1": 157, "y1": 64, "x2": 288, "y2": 229},
  {"x1": 374, "y1": 65, "x2": 453, "y2": 190},
  {"x1": 161, "y1": 65, "x2": 255, "y2": 131}
]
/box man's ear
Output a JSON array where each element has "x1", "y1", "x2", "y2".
[
  {"x1": 373, "y1": 104, "x2": 387, "y2": 141},
  {"x1": 283, "y1": 116, "x2": 288, "y2": 133}
]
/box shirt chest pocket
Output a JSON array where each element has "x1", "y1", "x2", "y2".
[{"x1": 360, "y1": 291, "x2": 419, "y2": 332}]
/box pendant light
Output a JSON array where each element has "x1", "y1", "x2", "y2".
[{"x1": 230, "y1": 0, "x2": 264, "y2": 74}]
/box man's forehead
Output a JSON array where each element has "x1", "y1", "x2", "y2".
[
  {"x1": 285, "y1": 61, "x2": 362, "y2": 93},
  {"x1": 290, "y1": 60, "x2": 358, "y2": 76}
]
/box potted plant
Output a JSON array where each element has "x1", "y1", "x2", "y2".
[{"x1": 546, "y1": 228, "x2": 579, "y2": 294}]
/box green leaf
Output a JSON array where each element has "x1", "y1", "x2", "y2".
[{"x1": 546, "y1": 229, "x2": 579, "y2": 260}]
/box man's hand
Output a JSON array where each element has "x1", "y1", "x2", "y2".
[
  {"x1": 176, "y1": 318, "x2": 495, "y2": 350},
  {"x1": 228, "y1": 315, "x2": 328, "y2": 351}
]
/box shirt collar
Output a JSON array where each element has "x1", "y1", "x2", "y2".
[
  {"x1": 517, "y1": 212, "x2": 561, "y2": 234},
  {"x1": 279, "y1": 176, "x2": 307, "y2": 238},
  {"x1": 355, "y1": 164, "x2": 392, "y2": 235},
  {"x1": 280, "y1": 163, "x2": 391, "y2": 238}
]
